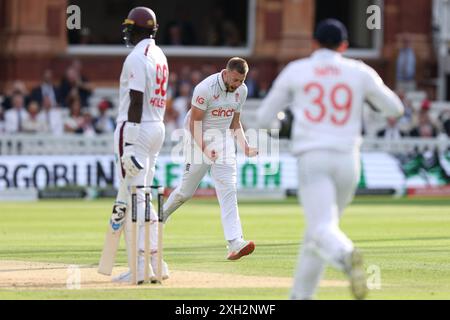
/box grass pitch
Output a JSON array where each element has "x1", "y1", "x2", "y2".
[{"x1": 0, "y1": 196, "x2": 449, "y2": 300}]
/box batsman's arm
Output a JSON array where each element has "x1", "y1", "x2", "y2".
[
  {"x1": 126, "y1": 51, "x2": 145, "y2": 124},
  {"x1": 128, "y1": 90, "x2": 143, "y2": 123},
  {"x1": 121, "y1": 52, "x2": 147, "y2": 177},
  {"x1": 121, "y1": 90, "x2": 145, "y2": 177}
]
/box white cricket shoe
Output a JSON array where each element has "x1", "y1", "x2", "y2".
[
  {"x1": 112, "y1": 257, "x2": 155, "y2": 284},
  {"x1": 344, "y1": 249, "x2": 368, "y2": 300},
  {"x1": 150, "y1": 255, "x2": 170, "y2": 282},
  {"x1": 112, "y1": 270, "x2": 138, "y2": 284},
  {"x1": 227, "y1": 239, "x2": 255, "y2": 261}
]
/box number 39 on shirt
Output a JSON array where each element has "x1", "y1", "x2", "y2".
[{"x1": 303, "y1": 82, "x2": 353, "y2": 126}]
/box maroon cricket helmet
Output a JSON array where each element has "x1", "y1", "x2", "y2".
[{"x1": 122, "y1": 7, "x2": 158, "y2": 45}]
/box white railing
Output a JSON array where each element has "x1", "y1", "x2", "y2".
[
  {"x1": 88, "y1": 89, "x2": 450, "y2": 133},
  {"x1": 0, "y1": 134, "x2": 114, "y2": 155},
  {"x1": 0, "y1": 134, "x2": 449, "y2": 156},
  {"x1": 362, "y1": 137, "x2": 450, "y2": 153}
]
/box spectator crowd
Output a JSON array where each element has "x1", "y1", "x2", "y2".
[
  {"x1": 0, "y1": 60, "x2": 115, "y2": 136},
  {"x1": 0, "y1": 60, "x2": 268, "y2": 137},
  {"x1": 375, "y1": 90, "x2": 450, "y2": 140},
  {"x1": 1, "y1": 60, "x2": 449, "y2": 140}
]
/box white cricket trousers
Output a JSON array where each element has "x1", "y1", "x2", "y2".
[
  {"x1": 291, "y1": 150, "x2": 360, "y2": 300},
  {"x1": 163, "y1": 160, "x2": 243, "y2": 241},
  {"x1": 114, "y1": 121, "x2": 165, "y2": 268}
]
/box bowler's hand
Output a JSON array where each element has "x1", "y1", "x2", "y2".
[
  {"x1": 204, "y1": 147, "x2": 218, "y2": 162},
  {"x1": 245, "y1": 146, "x2": 259, "y2": 158}
]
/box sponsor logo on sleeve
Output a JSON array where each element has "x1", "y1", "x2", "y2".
[{"x1": 196, "y1": 96, "x2": 205, "y2": 105}]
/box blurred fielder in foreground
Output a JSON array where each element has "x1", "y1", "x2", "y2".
[
  {"x1": 99, "y1": 6, "x2": 169, "y2": 283},
  {"x1": 163, "y1": 58, "x2": 258, "y2": 260},
  {"x1": 258, "y1": 19, "x2": 404, "y2": 299}
]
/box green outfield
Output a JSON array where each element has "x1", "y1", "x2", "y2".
[{"x1": 0, "y1": 196, "x2": 449, "y2": 300}]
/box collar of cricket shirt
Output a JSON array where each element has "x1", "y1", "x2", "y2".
[
  {"x1": 134, "y1": 38, "x2": 153, "y2": 51},
  {"x1": 312, "y1": 48, "x2": 341, "y2": 60},
  {"x1": 217, "y1": 70, "x2": 227, "y2": 92}
]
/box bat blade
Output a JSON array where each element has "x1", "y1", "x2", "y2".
[{"x1": 98, "y1": 219, "x2": 123, "y2": 276}]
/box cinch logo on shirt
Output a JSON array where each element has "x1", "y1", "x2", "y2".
[{"x1": 211, "y1": 107, "x2": 235, "y2": 117}]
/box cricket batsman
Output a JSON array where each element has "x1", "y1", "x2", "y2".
[
  {"x1": 163, "y1": 58, "x2": 258, "y2": 260},
  {"x1": 258, "y1": 19, "x2": 404, "y2": 299},
  {"x1": 108, "y1": 6, "x2": 169, "y2": 283}
]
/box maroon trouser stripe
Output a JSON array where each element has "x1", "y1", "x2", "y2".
[{"x1": 119, "y1": 121, "x2": 127, "y2": 179}]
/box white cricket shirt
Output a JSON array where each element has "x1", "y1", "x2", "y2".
[
  {"x1": 185, "y1": 71, "x2": 248, "y2": 134},
  {"x1": 117, "y1": 39, "x2": 168, "y2": 123}
]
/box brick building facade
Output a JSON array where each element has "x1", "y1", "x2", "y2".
[{"x1": 0, "y1": 0, "x2": 436, "y2": 96}]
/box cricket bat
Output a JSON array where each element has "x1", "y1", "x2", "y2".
[
  {"x1": 98, "y1": 182, "x2": 129, "y2": 276},
  {"x1": 98, "y1": 214, "x2": 124, "y2": 275}
]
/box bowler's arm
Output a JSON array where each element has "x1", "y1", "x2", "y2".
[
  {"x1": 189, "y1": 106, "x2": 206, "y2": 151},
  {"x1": 230, "y1": 112, "x2": 256, "y2": 156}
]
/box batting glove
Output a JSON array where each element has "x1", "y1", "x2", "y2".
[
  {"x1": 121, "y1": 144, "x2": 144, "y2": 177},
  {"x1": 111, "y1": 202, "x2": 127, "y2": 224}
]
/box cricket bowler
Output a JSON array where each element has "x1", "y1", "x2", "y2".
[{"x1": 163, "y1": 58, "x2": 258, "y2": 261}]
